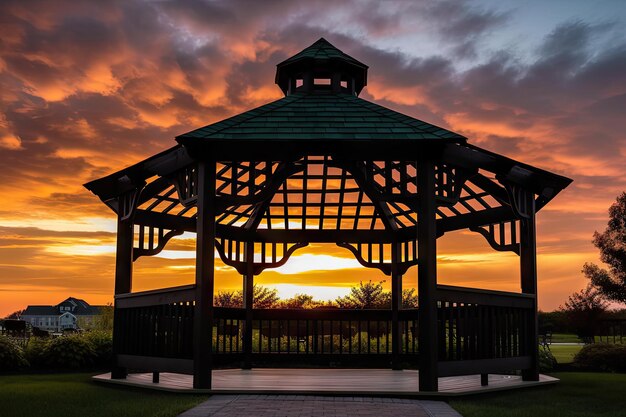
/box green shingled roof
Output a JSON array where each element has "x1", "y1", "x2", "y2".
[
  {"x1": 277, "y1": 38, "x2": 367, "y2": 69},
  {"x1": 176, "y1": 91, "x2": 466, "y2": 142}
]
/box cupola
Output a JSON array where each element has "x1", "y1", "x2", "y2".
[{"x1": 275, "y1": 38, "x2": 368, "y2": 96}]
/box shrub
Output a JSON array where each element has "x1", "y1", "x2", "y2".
[
  {"x1": 24, "y1": 336, "x2": 49, "y2": 368},
  {"x1": 83, "y1": 331, "x2": 112, "y2": 367},
  {"x1": 574, "y1": 343, "x2": 626, "y2": 372},
  {"x1": 538, "y1": 345, "x2": 557, "y2": 372},
  {"x1": 0, "y1": 335, "x2": 28, "y2": 371},
  {"x1": 42, "y1": 334, "x2": 95, "y2": 369}
]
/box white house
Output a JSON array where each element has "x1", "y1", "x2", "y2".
[{"x1": 21, "y1": 297, "x2": 104, "y2": 332}]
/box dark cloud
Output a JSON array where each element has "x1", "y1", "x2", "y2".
[{"x1": 423, "y1": 0, "x2": 511, "y2": 59}]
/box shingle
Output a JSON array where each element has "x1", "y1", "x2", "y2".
[{"x1": 177, "y1": 91, "x2": 466, "y2": 142}]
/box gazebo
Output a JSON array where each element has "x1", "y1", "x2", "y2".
[{"x1": 85, "y1": 38, "x2": 571, "y2": 393}]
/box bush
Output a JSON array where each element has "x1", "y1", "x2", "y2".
[
  {"x1": 42, "y1": 334, "x2": 95, "y2": 369},
  {"x1": 539, "y1": 345, "x2": 557, "y2": 372},
  {"x1": 574, "y1": 343, "x2": 626, "y2": 372},
  {"x1": 0, "y1": 335, "x2": 28, "y2": 371},
  {"x1": 24, "y1": 336, "x2": 49, "y2": 368},
  {"x1": 83, "y1": 331, "x2": 112, "y2": 367}
]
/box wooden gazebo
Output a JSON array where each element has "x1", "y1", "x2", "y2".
[{"x1": 85, "y1": 38, "x2": 571, "y2": 392}]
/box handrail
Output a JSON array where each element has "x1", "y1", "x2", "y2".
[
  {"x1": 115, "y1": 284, "x2": 195, "y2": 308},
  {"x1": 437, "y1": 284, "x2": 534, "y2": 309},
  {"x1": 213, "y1": 308, "x2": 418, "y2": 321}
]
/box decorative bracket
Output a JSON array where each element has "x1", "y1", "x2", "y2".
[
  {"x1": 214, "y1": 238, "x2": 308, "y2": 275},
  {"x1": 337, "y1": 240, "x2": 418, "y2": 275},
  {"x1": 434, "y1": 164, "x2": 476, "y2": 207},
  {"x1": 173, "y1": 164, "x2": 198, "y2": 208},
  {"x1": 469, "y1": 221, "x2": 520, "y2": 255},
  {"x1": 133, "y1": 226, "x2": 184, "y2": 261},
  {"x1": 118, "y1": 185, "x2": 143, "y2": 221},
  {"x1": 502, "y1": 182, "x2": 535, "y2": 219}
]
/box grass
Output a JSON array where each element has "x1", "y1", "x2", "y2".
[
  {"x1": 2, "y1": 371, "x2": 625, "y2": 417},
  {"x1": 0, "y1": 372, "x2": 208, "y2": 417},
  {"x1": 450, "y1": 372, "x2": 626, "y2": 417},
  {"x1": 550, "y1": 344, "x2": 582, "y2": 364},
  {"x1": 550, "y1": 333, "x2": 581, "y2": 343}
]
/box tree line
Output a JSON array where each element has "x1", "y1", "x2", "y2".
[
  {"x1": 555, "y1": 192, "x2": 626, "y2": 339},
  {"x1": 214, "y1": 280, "x2": 419, "y2": 309}
]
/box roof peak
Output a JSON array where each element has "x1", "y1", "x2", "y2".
[{"x1": 275, "y1": 37, "x2": 368, "y2": 96}]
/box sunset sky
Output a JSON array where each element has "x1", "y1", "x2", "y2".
[{"x1": 1, "y1": 0, "x2": 625, "y2": 316}]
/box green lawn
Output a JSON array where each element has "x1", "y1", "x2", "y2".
[
  {"x1": 550, "y1": 333, "x2": 581, "y2": 343},
  {"x1": 0, "y1": 373, "x2": 208, "y2": 417},
  {"x1": 550, "y1": 344, "x2": 582, "y2": 364},
  {"x1": 2, "y1": 371, "x2": 625, "y2": 417},
  {"x1": 451, "y1": 373, "x2": 626, "y2": 417}
]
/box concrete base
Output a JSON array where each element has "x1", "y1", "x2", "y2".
[{"x1": 93, "y1": 368, "x2": 558, "y2": 398}]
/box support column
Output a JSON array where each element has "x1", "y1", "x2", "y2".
[
  {"x1": 391, "y1": 242, "x2": 402, "y2": 370},
  {"x1": 243, "y1": 242, "x2": 254, "y2": 369},
  {"x1": 417, "y1": 158, "x2": 438, "y2": 392},
  {"x1": 111, "y1": 217, "x2": 133, "y2": 379},
  {"x1": 520, "y1": 210, "x2": 539, "y2": 381},
  {"x1": 193, "y1": 160, "x2": 216, "y2": 389}
]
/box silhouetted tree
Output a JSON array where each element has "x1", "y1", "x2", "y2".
[
  {"x1": 584, "y1": 192, "x2": 626, "y2": 304},
  {"x1": 280, "y1": 294, "x2": 315, "y2": 309},
  {"x1": 94, "y1": 304, "x2": 113, "y2": 332},
  {"x1": 401, "y1": 288, "x2": 419, "y2": 308},
  {"x1": 559, "y1": 284, "x2": 609, "y2": 343},
  {"x1": 214, "y1": 285, "x2": 280, "y2": 308},
  {"x1": 214, "y1": 290, "x2": 241, "y2": 307},
  {"x1": 4, "y1": 309, "x2": 24, "y2": 319},
  {"x1": 336, "y1": 281, "x2": 389, "y2": 309}
]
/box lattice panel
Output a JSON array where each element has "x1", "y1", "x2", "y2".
[
  {"x1": 137, "y1": 184, "x2": 197, "y2": 218},
  {"x1": 214, "y1": 238, "x2": 308, "y2": 275},
  {"x1": 366, "y1": 161, "x2": 418, "y2": 195},
  {"x1": 253, "y1": 156, "x2": 387, "y2": 231},
  {"x1": 436, "y1": 177, "x2": 503, "y2": 219},
  {"x1": 216, "y1": 161, "x2": 282, "y2": 197},
  {"x1": 133, "y1": 225, "x2": 184, "y2": 260},
  {"x1": 216, "y1": 204, "x2": 254, "y2": 227}
]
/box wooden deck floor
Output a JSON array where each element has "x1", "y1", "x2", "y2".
[{"x1": 93, "y1": 368, "x2": 558, "y2": 397}]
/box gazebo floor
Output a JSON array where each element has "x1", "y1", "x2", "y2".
[{"x1": 93, "y1": 368, "x2": 558, "y2": 397}]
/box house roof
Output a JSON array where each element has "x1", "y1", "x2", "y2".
[
  {"x1": 22, "y1": 299, "x2": 104, "y2": 317},
  {"x1": 177, "y1": 91, "x2": 465, "y2": 142},
  {"x1": 22, "y1": 306, "x2": 57, "y2": 316}
]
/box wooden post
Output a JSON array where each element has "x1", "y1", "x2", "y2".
[
  {"x1": 193, "y1": 160, "x2": 216, "y2": 389},
  {"x1": 417, "y1": 158, "x2": 438, "y2": 392},
  {"x1": 111, "y1": 217, "x2": 133, "y2": 379},
  {"x1": 391, "y1": 242, "x2": 402, "y2": 370},
  {"x1": 481, "y1": 373, "x2": 489, "y2": 386},
  {"x1": 520, "y1": 211, "x2": 539, "y2": 381},
  {"x1": 243, "y1": 242, "x2": 254, "y2": 369}
]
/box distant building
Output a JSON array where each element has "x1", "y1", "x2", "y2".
[{"x1": 21, "y1": 297, "x2": 105, "y2": 332}]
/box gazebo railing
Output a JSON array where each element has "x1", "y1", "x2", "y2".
[
  {"x1": 113, "y1": 284, "x2": 535, "y2": 375},
  {"x1": 436, "y1": 285, "x2": 535, "y2": 376},
  {"x1": 115, "y1": 285, "x2": 195, "y2": 369},
  {"x1": 212, "y1": 308, "x2": 419, "y2": 356}
]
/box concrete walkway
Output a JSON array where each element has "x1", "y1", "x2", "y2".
[{"x1": 178, "y1": 395, "x2": 462, "y2": 417}]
